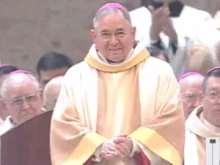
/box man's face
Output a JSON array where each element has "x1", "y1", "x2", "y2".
[
  {"x1": 43, "y1": 85, "x2": 61, "y2": 111},
  {"x1": 3, "y1": 79, "x2": 43, "y2": 124},
  {"x1": 180, "y1": 76, "x2": 203, "y2": 119},
  {"x1": 90, "y1": 11, "x2": 136, "y2": 63},
  {"x1": 202, "y1": 77, "x2": 220, "y2": 128},
  {"x1": 39, "y1": 67, "x2": 68, "y2": 88}
]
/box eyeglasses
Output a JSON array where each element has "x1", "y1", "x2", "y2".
[
  {"x1": 8, "y1": 94, "x2": 40, "y2": 107},
  {"x1": 205, "y1": 91, "x2": 220, "y2": 101},
  {"x1": 183, "y1": 94, "x2": 201, "y2": 103},
  {"x1": 98, "y1": 29, "x2": 131, "y2": 42}
]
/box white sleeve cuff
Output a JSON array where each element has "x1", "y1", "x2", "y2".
[
  {"x1": 130, "y1": 139, "x2": 140, "y2": 157},
  {"x1": 91, "y1": 147, "x2": 102, "y2": 162}
]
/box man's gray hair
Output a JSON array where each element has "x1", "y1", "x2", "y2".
[
  {"x1": 0, "y1": 73, "x2": 40, "y2": 98},
  {"x1": 93, "y1": 7, "x2": 132, "y2": 28}
]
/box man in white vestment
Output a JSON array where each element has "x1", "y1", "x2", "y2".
[
  {"x1": 50, "y1": 3, "x2": 185, "y2": 165},
  {"x1": 129, "y1": 0, "x2": 214, "y2": 78},
  {"x1": 0, "y1": 70, "x2": 43, "y2": 135},
  {"x1": 185, "y1": 67, "x2": 220, "y2": 165},
  {"x1": 179, "y1": 72, "x2": 204, "y2": 119}
]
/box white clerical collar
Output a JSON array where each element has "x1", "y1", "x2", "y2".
[
  {"x1": 7, "y1": 116, "x2": 16, "y2": 126},
  {"x1": 98, "y1": 49, "x2": 134, "y2": 65},
  {"x1": 0, "y1": 116, "x2": 15, "y2": 135},
  {"x1": 203, "y1": 119, "x2": 220, "y2": 133}
]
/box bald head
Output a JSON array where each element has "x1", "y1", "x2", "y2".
[
  {"x1": 43, "y1": 76, "x2": 63, "y2": 111},
  {"x1": 179, "y1": 73, "x2": 204, "y2": 119}
]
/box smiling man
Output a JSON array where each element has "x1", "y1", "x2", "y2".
[{"x1": 50, "y1": 3, "x2": 184, "y2": 165}]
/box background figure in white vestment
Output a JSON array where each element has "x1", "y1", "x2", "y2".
[{"x1": 130, "y1": 0, "x2": 214, "y2": 78}]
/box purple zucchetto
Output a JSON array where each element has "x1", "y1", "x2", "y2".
[
  {"x1": 96, "y1": 3, "x2": 128, "y2": 13},
  {"x1": 0, "y1": 64, "x2": 10, "y2": 70},
  {"x1": 9, "y1": 70, "x2": 31, "y2": 76},
  {"x1": 179, "y1": 72, "x2": 204, "y2": 82},
  {"x1": 207, "y1": 67, "x2": 220, "y2": 74}
]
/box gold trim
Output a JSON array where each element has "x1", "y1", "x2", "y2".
[
  {"x1": 85, "y1": 50, "x2": 149, "y2": 72},
  {"x1": 62, "y1": 132, "x2": 107, "y2": 165},
  {"x1": 130, "y1": 127, "x2": 182, "y2": 165}
]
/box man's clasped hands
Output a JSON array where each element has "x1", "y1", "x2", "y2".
[{"x1": 99, "y1": 135, "x2": 134, "y2": 161}]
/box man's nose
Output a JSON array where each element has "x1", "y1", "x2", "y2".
[
  {"x1": 193, "y1": 97, "x2": 202, "y2": 108},
  {"x1": 22, "y1": 100, "x2": 31, "y2": 111},
  {"x1": 109, "y1": 35, "x2": 119, "y2": 45}
]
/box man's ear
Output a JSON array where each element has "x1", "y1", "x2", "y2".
[
  {"x1": 200, "y1": 91, "x2": 205, "y2": 101},
  {"x1": 0, "y1": 97, "x2": 7, "y2": 111},
  {"x1": 39, "y1": 88, "x2": 43, "y2": 100},
  {"x1": 90, "y1": 29, "x2": 97, "y2": 43},
  {"x1": 131, "y1": 26, "x2": 136, "y2": 38}
]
